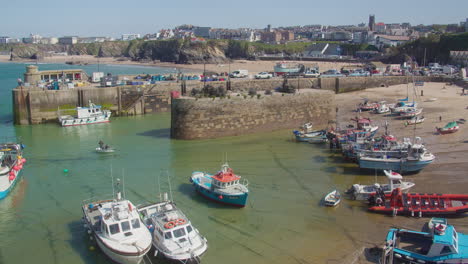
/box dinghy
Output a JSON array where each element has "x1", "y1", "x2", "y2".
[{"x1": 324, "y1": 190, "x2": 341, "y2": 207}]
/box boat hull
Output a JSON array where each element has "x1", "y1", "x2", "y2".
[
  {"x1": 0, "y1": 168, "x2": 22, "y2": 200},
  {"x1": 60, "y1": 113, "x2": 111, "y2": 127},
  {"x1": 95, "y1": 235, "x2": 149, "y2": 264},
  {"x1": 192, "y1": 183, "x2": 248, "y2": 207},
  {"x1": 154, "y1": 240, "x2": 208, "y2": 262},
  {"x1": 358, "y1": 158, "x2": 433, "y2": 173},
  {"x1": 438, "y1": 127, "x2": 459, "y2": 134}
]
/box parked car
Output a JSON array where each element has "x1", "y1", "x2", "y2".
[
  {"x1": 303, "y1": 70, "x2": 320, "y2": 78},
  {"x1": 349, "y1": 70, "x2": 370, "y2": 77},
  {"x1": 255, "y1": 72, "x2": 273, "y2": 79},
  {"x1": 320, "y1": 69, "x2": 344, "y2": 78}
]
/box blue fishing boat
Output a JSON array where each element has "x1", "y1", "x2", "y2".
[
  {"x1": 381, "y1": 218, "x2": 468, "y2": 264},
  {"x1": 357, "y1": 141, "x2": 434, "y2": 173},
  {"x1": 0, "y1": 143, "x2": 26, "y2": 200},
  {"x1": 190, "y1": 163, "x2": 249, "y2": 207}
]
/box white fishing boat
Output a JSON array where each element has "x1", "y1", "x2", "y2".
[
  {"x1": 58, "y1": 100, "x2": 111, "y2": 127},
  {"x1": 324, "y1": 190, "x2": 340, "y2": 207},
  {"x1": 346, "y1": 170, "x2": 415, "y2": 200},
  {"x1": 375, "y1": 101, "x2": 390, "y2": 114},
  {"x1": 96, "y1": 147, "x2": 115, "y2": 153},
  {"x1": 82, "y1": 179, "x2": 152, "y2": 264},
  {"x1": 138, "y1": 193, "x2": 208, "y2": 263},
  {"x1": 405, "y1": 115, "x2": 425, "y2": 125},
  {"x1": 399, "y1": 107, "x2": 423, "y2": 118}
]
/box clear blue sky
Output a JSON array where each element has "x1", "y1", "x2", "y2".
[{"x1": 2, "y1": 0, "x2": 467, "y2": 38}]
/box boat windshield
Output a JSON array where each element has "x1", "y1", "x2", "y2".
[
  {"x1": 186, "y1": 225, "x2": 193, "y2": 233},
  {"x1": 164, "y1": 232, "x2": 172, "y2": 239},
  {"x1": 109, "y1": 223, "x2": 120, "y2": 235},
  {"x1": 173, "y1": 227, "x2": 186, "y2": 238},
  {"x1": 131, "y1": 218, "x2": 140, "y2": 229}
]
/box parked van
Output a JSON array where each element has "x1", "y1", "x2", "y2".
[{"x1": 230, "y1": 69, "x2": 248, "y2": 78}]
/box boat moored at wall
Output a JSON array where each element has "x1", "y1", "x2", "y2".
[
  {"x1": 58, "y1": 100, "x2": 111, "y2": 127},
  {"x1": 0, "y1": 143, "x2": 26, "y2": 200}
]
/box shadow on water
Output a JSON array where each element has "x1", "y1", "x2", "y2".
[
  {"x1": 177, "y1": 183, "x2": 243, "y2": 210},
  {"x1": 67, "y1": 221, "x2": 109, "y2": 264},
  {"x1": 137, "y1": 128, "x2": 170, "y2": 139}
]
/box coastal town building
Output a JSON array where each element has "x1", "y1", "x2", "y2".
[
  {"x1": 193, "y1": 27, "x2": 211, "y2": 38},
  {"x1": 466, "y1": 18, "x2": 468, "y2": 32},
  {"x1": 372, "y1": 34, "x2": 410, "y2": 48},
  {"x1": 78, "y1": 37, "x2": 109, "y2": 43},
  {"x1": 303, "y1": 43, "x2": 342, "y2": 58},
  {"x1": 369, "y1": 15, "x2": 376, "y2": 31},
  {"x1": 23, "y1": 65, "x2": 87, "y2": 85},
  {"x1": 0, "y1": 36, "x2": 12, "y2": 44},
  {"x1": 375, "y1": 23, "x2": 387, "y2": 33},
  {"x1": 58, "y1": 36, "x2": 78, "y2": 45},
  {"x1": 39, "y1": 37, "x2": 58, "y2": 45},
  {"x1": 450, "y1": 51, "x2": 468, "y2": 67},
  {"x1": 22, "y1": 34, "x2": 42, "y2": 44},
  {"x1": 260, "y1": 30, "x2": 294, "y2": 44},
  {"x1": 121, "y1": 34, "x2": 140, "y2": 41}
]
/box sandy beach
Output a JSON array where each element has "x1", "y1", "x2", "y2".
[{"x1": 0, "y1": 54, "x2": 361, "y2": 75}]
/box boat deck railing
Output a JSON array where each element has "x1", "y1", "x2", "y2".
[{"x1": 81, "y1": 193, "x2": 115, "y2": 207}]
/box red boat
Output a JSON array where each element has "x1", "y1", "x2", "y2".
[
  {"x1": 368, "y1": 188, "x2": 468, "y2": 217},
  {"x1": 436, "y1": 121, "x2": 459, "y2": 135}
]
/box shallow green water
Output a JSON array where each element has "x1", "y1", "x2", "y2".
[{"x1": 0, "y1": 62, "x2": 429, "y2": 264}]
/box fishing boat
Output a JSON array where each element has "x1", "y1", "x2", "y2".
[
  {"x1": 292, "y1": 123, "x2": 327, "y2": 142},
  {"x1": 358, "y1": 139, "x2": 435, "y2": 173},
  {"x1": 81, "y1": 179, "x2": 152, "y2": 264},
  {"x1": 346, "y1": 170, "x2": 415, "y2": 201},
  {"x1": 375, "y1": 101, "x2": 390, "y2": 114},
  {"x1": 308, "y1": 134, "x2": 328, "y2": 143},
  {"x1": 358, "y1": 99, "x2": 379, "y2": 111},
  {"x1": 390, "y1": 101, "x2": 418, "y2": 114},
  {"x1": 58, "y1": 100, "x2": 111, "y2": 127},
  {"x1": 437, "y1": 121, "x2": 459, "y2": 135},
  {"x1": 138, "y1": 193, "x2": 208, "y2": 263},
  {"x1": 399, "y1": 108, "x2": 423, "y2": 118},
  {"x1": 0, "y1": 143, "x2": 26, "y2": 200},
  {"x1": 324, "y1": 190, "x2": 340, "y2": 207},
  {"x1": 351, "y1": 117, "x2": 379, "y2": 135},
  {"x1": 273, "y1": 62, "x2": 302, "y2": 75},
  {"x1": 405, "y1": 115, "x2": 425, "y2": 125},
  {"x1": 381, "y1": 218, "x2": 468, "y2": 264},
  {"x1": 190, "y1": 163, "x2": 249, "y2": 207},
  {"x1": 368, "y1": 187, "x2": 468, "y2": 217},
  {"x1": 343, "y1": 135, "x2": 411, "y2": 161}
]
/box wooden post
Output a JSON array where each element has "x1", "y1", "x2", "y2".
[{"x1": 117, "y1": 86, "x2": 122, "y2": 116}]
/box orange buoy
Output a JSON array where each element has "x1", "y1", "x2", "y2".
[
  {"x1": 164, "y1": 221, "x2": 176, "y2": 229},
  {"x1": 175, "y1": 218, "x2": 187, "y2": 225}
]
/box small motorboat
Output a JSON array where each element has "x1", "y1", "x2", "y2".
[
  {"x1": 96, "y1": 147, "x2": 115, "y2": 153},
  {"x1": 405, "y1": 115, "x2": 425, "y2": 125},
  {"x1": 293, "y1": 123, "x2": 327, "y2": 142},
  {"x1": 381, "y1": 218, "x2": 468, "y2": 264},
  {"x1": 368, "y1": 187, "x2": 468, "y2": 217},
  {"x1": 346, "y1": 170, "x2": 415, "y2": 201},
  {"x1": 437, "y1": 121, "x2": 459, "y2": 135},
  {"x1": 399, "y1": 108, "x2": 423, "y2": 118},
  {"x1": 138, "y1": 193, "x2": 208, "y2": 263},
  {"x1": 358, "y1": 99, "x2": 378, "y2": 111},
  {"x1": 324, "y1": 190, "x2": 341, "y2": 207},
  {"x1": 82, "y1": 180, "x2": 152, "y2": 264},
  {"x1": 374, "y1": 101, "x2": 390, "y2": 114}
]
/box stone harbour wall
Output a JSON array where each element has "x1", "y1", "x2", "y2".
[{"x1": 170, "y1": 90, "x2": 336, "y2": 140}]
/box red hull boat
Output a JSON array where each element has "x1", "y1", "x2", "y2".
[
  {"x1": 436, "y1": 121, "x2": 459, "y2": 135},
  {"x1": 368, "y1": 188, "x2": 468, "y2": 217}
]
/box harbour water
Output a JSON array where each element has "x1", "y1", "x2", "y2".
[{"x1": 0, "y1": 62, "x2": 447, "y2": 264}]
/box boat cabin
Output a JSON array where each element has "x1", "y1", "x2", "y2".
[
  {"x1": 90, "y1": 200, "x2": 142, "y2": 240},
  {"x1": 76, "y1": 103, "x2": 104, "y2": 119},
  {"x1": 385, "y1": 224, "x2": 461, "y2": 261},
  {"x1": 139, "y1": 202, "x2": 194, "y2": 244},
  {"x1": 212, "y1": 164, "x2": 241, "y2": 189}
]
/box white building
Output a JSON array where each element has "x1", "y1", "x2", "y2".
[
  {"x1": 39, "y1": 37, "x2": 59, "y2": 44},
  {"x1": 121, "y1": 34, "x2": 140, "y2": 41},
  {"x1": 373, "y1": 35, "x2": 410, "y2": 48},
  {"x1": 58, "y1": 36, "x2": 78, "y2": 45},
  {"x1": 0, "y1": 36, "x2": 11, "y2": 44},
  {"x1": 22, "y1": 34, "x2": 42, "y2": 44}
]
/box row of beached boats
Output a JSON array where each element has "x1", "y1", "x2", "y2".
[
  {"x1": 82, "y1": 162, "x2": 249, "y2": 264},
  {"x1": 296, "y1": 92, "x2": 468, "y2": 263}
]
